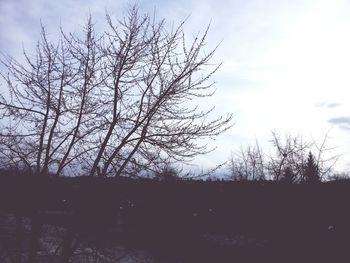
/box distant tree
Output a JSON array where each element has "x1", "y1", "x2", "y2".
[
  {"x1": 267, "y1": 132, "x2": 310, "y2": 182},
  {"x1": 0, "y1": 6, "x2": 233, "y2": 177},
  {"x1": 303, "y1": 152, "x2": 320, "y2": 183},
  {"x1": 328, "y1": 172, "x2": 350, "y2": 181},
  {"x1": 228, "y1": 132, "x2": 339, "y2": 182},
  {"x1": 155, "y1": 164, "x2": 180, "y2": 182},
  {"x1": 229, "y1": 142, "x2": 266, "y2": 181},
  {"x1": 280, "y1": 166, "x2": 295, "y2": 184}
]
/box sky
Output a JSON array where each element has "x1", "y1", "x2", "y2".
[{"x1": 1, "y1": 0, "x2": 350, "y2": 173}]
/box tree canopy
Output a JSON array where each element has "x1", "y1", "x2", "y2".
[{"x1": 0, "y1": 6, "x2": 233, "y2": 177}]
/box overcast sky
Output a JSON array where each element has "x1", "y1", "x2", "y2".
[{"x1": 1, "y1": 0, "x2": 350, "y2": 172}]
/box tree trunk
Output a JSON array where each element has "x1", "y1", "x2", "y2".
[
  {"x1": 61, "y1": 228, "x2": 77, "y2": 263},
  {"x1": 28, "y1": 212, "x2": 42, "y2": 263},
  {"x1": 15, "y1": 214, "x2": 23, "y2": 263}
]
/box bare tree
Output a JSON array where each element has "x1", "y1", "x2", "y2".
[
  {"x1": 229, "y1": 142, "x2": 266, "y2": 181},
  {"x1": 312, "y1": 131, "x2": 340, "y2": 180},
  {"x1": 0, "y1": 6, "x2": 233, "y2": 177},
  {"x1": 228, "y1": 131, "x2": 339, "y2": 182},
  {"x1": 268, "y1": 132, "x2": 311, "y2": 182},
  {"x1": 269, "y1": 131, "x2": 339, "y2": 182}
]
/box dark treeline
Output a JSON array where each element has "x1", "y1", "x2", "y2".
[{"x1": 1, "y1": 171, "x2": 350, "y2": 262}]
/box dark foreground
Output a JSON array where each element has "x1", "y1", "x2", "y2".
[{"x1": 1, "y1": 173, "x2": 350, "y2": 262}]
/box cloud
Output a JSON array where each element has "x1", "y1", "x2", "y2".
[
  {"x1": 338, "y1": 125, "x2": 350, "y2": 131},
  {"x1": 316, "y1": 102, "x2": 341, "y2": 108},
  {"x1": 328, "y1": 116, "x2": 350, "y2": 131},
  {"x1": 328, "y1": 116, "x2": 350, "y2": 125}
]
